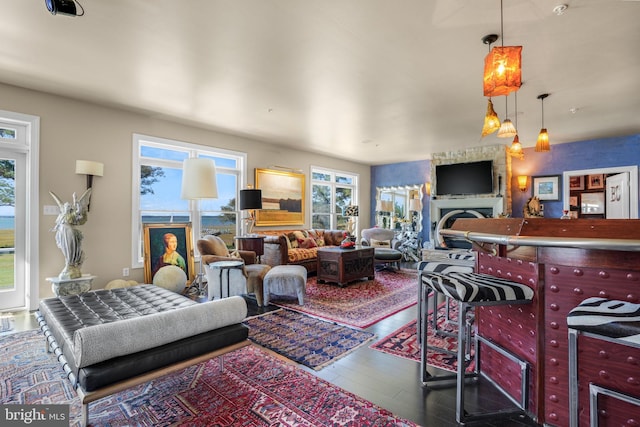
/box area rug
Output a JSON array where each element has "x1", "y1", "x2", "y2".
[
  {"x1": 370, "y1": 301, "x2": 475, "y2": 373},
  {"x1": 244, "y1": 309, "x2": 376, "y2": 370},
  {"x1": 1, "y1": 330, "x2": 418, "y2": 426},
  {"x1": 273, "y1": 269, "x2": 418, "y2": 328}
]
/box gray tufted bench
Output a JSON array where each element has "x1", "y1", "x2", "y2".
[
  {"x1": 567, "y1": 297, "x2": 640, "y2": 427},
  {"x1": 37, "y1": 285, "x2": 250, "y2": 426},
  {"x1": 420, "y1": 271, "x2": 534, "y2": 424}
]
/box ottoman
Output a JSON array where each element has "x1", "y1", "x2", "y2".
[
  {"x1": 374, "y1": 248, "x2": 403, "y2": 271},
  {"x1": 263, "y1": 265, "x2": 307, "y2": 305},
  {"x1": 245, "y1": 264, "x2": 271, "y2": 306}
]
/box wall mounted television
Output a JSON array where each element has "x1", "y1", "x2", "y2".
[{"x1": 435, "y1": 160, "x2": 494, "y2": 196}]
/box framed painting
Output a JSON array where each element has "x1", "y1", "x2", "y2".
[
  {"x1": 587, "y1": 174, "x2": 605, "y2": 190},
  {"x1": 143, "y1": 223, "x2": 195, "y2": 284},
  {"x1": 532, "y1": 175, "x2": 561, "y2": 201},
  {"x1": 569, "y1": 175, "x2": 584, "y2": 191},
  {"x1": 255, "y1": 168, "x2": 305, "y2": 226}
]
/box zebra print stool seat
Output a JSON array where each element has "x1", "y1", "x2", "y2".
[
  {"x1": 420, "y1": 271, "x2": 533, "y2": 424},
  {"x1": 417, "y1": 261, "x2": 474, "y2": 347},
  {"x1": 567, "y1": 297, "x2": 640, "y2": 427}
]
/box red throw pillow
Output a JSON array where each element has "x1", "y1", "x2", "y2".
[{"x1": 298, "y1": 237, "x2": 318, "y2": 249}]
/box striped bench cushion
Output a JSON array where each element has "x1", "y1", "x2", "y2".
[
  {"x1": 422, "y1": 272, "x2": 534, "y2": 304},
  {"x1": 567, "y1": 297, "x2": 640, "y2": 345},
  {"x1": 418, "y1": 261, "x2": 474, "y2": 275}
]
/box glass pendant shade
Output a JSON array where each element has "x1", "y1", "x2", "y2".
[
  {"x1": 483, "y1": 46, "x2": 522, "y2": 97},
  {"x1": 497, "y1": 118, "x2": 517, "y2": 138},
  {"x1": 481, "y1": 99, "x2": 501, "y2": 137},
  {"x1": 509, "y1": 134, "x2": 524, "y2": 160},
  {"x1": 535, "y1": 128, "x2": 550, "y2": 152}
]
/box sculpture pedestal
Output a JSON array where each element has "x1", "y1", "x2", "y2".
[{"x1": 46, "y1": 275, "x2": 96, "y2": 297}]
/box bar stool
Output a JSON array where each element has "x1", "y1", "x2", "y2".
[
  {"x1": 416, "y1": 260, "x2": 474, "y2": 347},
  {"x1": 567, "y1": 297, "x2": 640, "y2": 427},
  {"x1": 420, "y1": 271, "x2": 534, "y2": 424}
]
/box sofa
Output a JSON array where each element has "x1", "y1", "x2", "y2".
[
  {"x1": 36, "y1": 285, "x2": 249, "y2": 426},
  {"x1": 258, "y1": 229, "x2": 347, "y2": 273}
]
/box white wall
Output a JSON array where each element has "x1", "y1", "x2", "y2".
[{"x1": 0, "y1": 83, "x2": 371, "y2": 299}]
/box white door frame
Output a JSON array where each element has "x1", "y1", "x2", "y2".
[
  {"x1": 563, "y1": 166, "x2": 638, "y2": 219},
  {"x1": 0, "y1": 110, "x2": 39, "y2": 311}
]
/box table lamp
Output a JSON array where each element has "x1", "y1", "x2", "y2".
[{"x1": 239, "y1": 188, "x2": 262, "y2": 235}]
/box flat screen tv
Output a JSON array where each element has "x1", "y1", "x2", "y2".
[{"x1": 435, "y1": 160, "x2": 494, "y2": 196}]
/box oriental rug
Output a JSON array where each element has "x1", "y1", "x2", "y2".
[
  {"x1": 273, "y1": 269, "x2": 418, "y2": 328},
  {"x1": 370, "y1": 301, "x2": 475, "y2": 373},
  {"x1": 1, "y1": 330, "x2": 417, "y2": 426},
  {"x1": 244, "y1": 309, "x2": 376, "y2": 370}
]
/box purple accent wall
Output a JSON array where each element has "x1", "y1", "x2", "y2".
[{"x1": 372, "y1": 133, "x2": 640, "y2": 243}]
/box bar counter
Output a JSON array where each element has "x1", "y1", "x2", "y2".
[{"x1": 441, "y1": 218, "x2": 640, "y2": 426}]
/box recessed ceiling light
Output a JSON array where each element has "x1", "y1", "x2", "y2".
[{"x1": 553, "y1": 4, "x2": 568, "y2": 15}]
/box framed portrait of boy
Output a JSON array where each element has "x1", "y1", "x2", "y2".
[{"x1": 143, "y1": 223, "x2": 195, "y2": 285}]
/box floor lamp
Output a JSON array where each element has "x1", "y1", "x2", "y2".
[
  {"x1": 181, "y1": 158, "x2": 218, "y2": 297},
  {"x1": 239, "y1": 188, "x2": 262, "y2": 235}
]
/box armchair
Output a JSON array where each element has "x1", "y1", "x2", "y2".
[
  {"x1": 197, "y1": 235, "x2": 271, "y2": 305},
  {"x1": 360, "y1": 228, "x2": 403, "y2": 271}
]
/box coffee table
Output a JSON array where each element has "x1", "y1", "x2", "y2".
[{"x1": 316, "y1": 246, "x2": 375, "y2": 286}]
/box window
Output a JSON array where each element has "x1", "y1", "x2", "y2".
[
  {"x1": 132, "y1": 134, "x2": 246, "y2": 268},
  {"x1": 310, "y1": 166, "x2": 358, "y2": 231}
]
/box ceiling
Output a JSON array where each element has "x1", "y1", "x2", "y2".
[{"x1": 2, "y1": 0, "x2": 639, "y2": 165}]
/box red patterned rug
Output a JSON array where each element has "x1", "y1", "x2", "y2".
[
  {"x1": 370, "y1": 300, "x2": 475, "y2": 373},
  {"x1": 244, "y1": 309, "x2": 376, "y2": 370},
  {"x1": 272, "y1": 269, "x2": 418, "y2": 328},
  {"x1": 1, "y1": 330, "x2": 417, "y2": 426}
]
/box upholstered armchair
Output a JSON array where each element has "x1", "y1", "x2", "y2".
[
  {"x1": 196, "y1": 235, "x2": 271, "y2": 306},
  {"x1": 360, "y1": 228, "x2": 403, "y2": 271}
]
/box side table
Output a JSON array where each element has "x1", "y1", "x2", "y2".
[
  {"x1": 234, "y1": 235, "x2": 265, "y2": 263},
  {"x1": 46, "y1": 275, "x2": 96, "y2": 297},
  {"x1": 208, "y1": 260, "x2": 245, "y2": 300}
]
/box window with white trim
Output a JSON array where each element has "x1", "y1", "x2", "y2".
[
  {"x1": 132, "y1": 134, "x2": 246, "y2": 268},
  {"x1": 310, "y1": 166, "x2": 358, "y2": 232}
]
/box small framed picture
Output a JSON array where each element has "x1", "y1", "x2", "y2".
[
  {"x1": 143, "y1": 223, "x2": 195, "y2": 285},
  {"x1": 569, "y1": 211, "x2": 578, "y2": 219},
  {"x1": 532, "y1": 175, "x2": 561, "y2": 201},
  {"x1": 569, "y1": 176, "x2": 585, "y2": 191},
  {"x1": 587, "y1": 174, "x2": 604, "y2": 190},
  {"x1": 569, "y1": 196, "x2": 578, "y2": 207},
  {"x1": 581, "y1": 192, "x2": 605, "y2": 214}
]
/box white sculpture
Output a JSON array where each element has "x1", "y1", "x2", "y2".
[{"x1": 50, "y1": 188, "x2": 92, "y2": 280}]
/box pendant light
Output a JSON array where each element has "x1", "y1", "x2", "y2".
[
  {"x1": 509, "y1": 91, "x2": 524, "y2": 160},
  {"x1": 483, "y1": 0, "x2": 522, "y2": 97},
  {"x1": 481, "y1": 98, "x2": 501, "y2": 137},
  {"x1": 535, "y1": 93, "x2": 550, "y2": 152},
  {"x1": 497, "y1": 95, "x2": 516, "y2": 138}
]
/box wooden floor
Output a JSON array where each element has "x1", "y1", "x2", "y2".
[{"x1": 12, "y1": 291, "x2": 541, "y2": 426}]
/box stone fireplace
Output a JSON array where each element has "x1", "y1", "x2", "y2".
[{"x1": 429, "y1": 144, "x2": 512, "y2": 247}]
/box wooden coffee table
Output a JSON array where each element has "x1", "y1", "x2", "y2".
[{"x1": 316, "y1": 246, "x2": 375, "y2": 286}]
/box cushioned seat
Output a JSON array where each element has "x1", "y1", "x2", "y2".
[
  {"x1": 373, "y1": 247, "x2": 403, "y2": 270},
  {"x1": 567, "y1": 297, "x2": 640, "y2": 426},
  {"x1": 426, "y1": 271, "x2": 534, "y2": 303},
  {"x1": 360, "y1": 228, "x2": 403, "y2": 271},
  {"x1": 263, "y1": 265, "x2": 307, "y2": 305},
  {"x1": 245, "y1": 264, "x2": 271, "y2": 306}
]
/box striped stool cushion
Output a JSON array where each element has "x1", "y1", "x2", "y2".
[
  {"x1": 422, "y1": 272, "x2": 534, "y2": 303},
  {"x1": 418, "y1": 261, "x2": 474, "y2": 275},
  {"x1": 567, "y1": 297, "x2": 640, "y2": 345}
]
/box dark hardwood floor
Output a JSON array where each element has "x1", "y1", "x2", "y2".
[{"x1": 14, "y1": 288, "x2": 541, "y2": 426}]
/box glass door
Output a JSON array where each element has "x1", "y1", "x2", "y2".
[{"x1": 0, "y1": 137, "x2": 26, "y2": 311}]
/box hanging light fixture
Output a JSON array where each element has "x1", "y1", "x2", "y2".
[
  {"x1": 497, "y1": 95, "x2": 517, "y2": 138},
  {"x1": 535, "y1": 93, "x2": 550, "y2": 152},
  {"x1": 483, "y1": 0, "x2": 522, "y2": 97},
  {"x1": 509, "y1": 91, "x2": 524, "y2": 160},
  {"x1": 481, "y1": 98, "x2": 501, "y2": 137}
]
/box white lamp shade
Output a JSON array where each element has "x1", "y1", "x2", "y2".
[
  {"x1": 76, "y1": 160, "x2": 104, "y2": 176},
  {"x1": 409, "y1": 198, "x2": 421, "y2": 212},
  {"x1": 180, "y1": 158, "x2": 218, "y2": 200}
]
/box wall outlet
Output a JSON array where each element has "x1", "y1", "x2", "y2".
[
  {"x1": 43, "y1": 205, "x2": 58, "y2": 215},
  {"x1": 122, "y1": 268, "x2": 129, "y2": 277}
]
